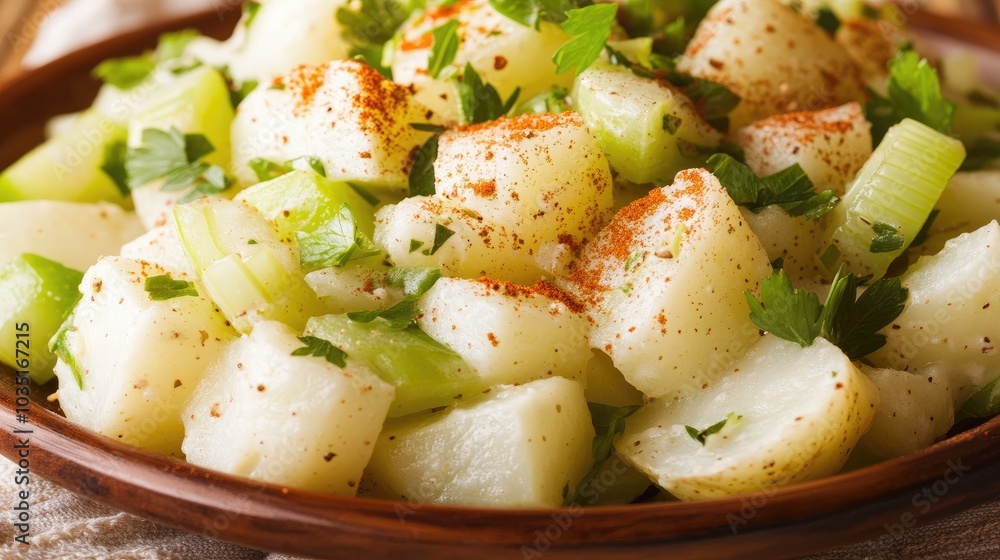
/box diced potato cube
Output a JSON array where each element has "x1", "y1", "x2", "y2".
[
  {"x1": 416, "y1": 277, "x2": 590, "y2": 386},
  {"x1": 182, "y1": 321, "x2": 394, "y2": 494},
  {"x1": 364, "y1": 377, "x2": 594, "y2": 507},
  {"x1": 566, "y1": 169, "x2": 771, "y2": 398},
  {"x1": 53, "y1": 257, "x2": 235, "y2": 456}
]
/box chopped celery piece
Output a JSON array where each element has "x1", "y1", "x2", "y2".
[
  {"x1": 236, "y1": 170, "x2": 377, "y2": 240},
  {"x1": 572, "y1": 59, "x2": 722, "y2": 185},
  {"x1": 305, "y1": 314, "x2": 484, "y2": 417},
  {"x1": 174, "y1": 197, "x2": 323, "y2": 333},
  {"x1": 0, "y1": 110, "x2": 128, "y2": 204},
  {"x1": 0, "y1": 254, "x2": 83, "y2": 383},
  {"x1": 820, "y1": 119, "x2": 966, "y2": 279},
  {"x1": 127, "y1": 66, "x2": 234, "y2": 172}
]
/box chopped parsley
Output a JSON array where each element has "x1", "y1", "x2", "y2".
[
  {"x1": 686, "y1": 413, "x2": 741, "y2": 445},
  {"x1": 814, "y1": 8, "x2": 841, "y2": 35},
  {"x1": 575, "y1": 403, "x2": 641, "y2": 497},
  {"x1": 424, "y1": 224, "x2": 456, "y2": 256},
  {"x1": 706, "y1": 154, "x2": 838, "y2": 219},
  {"x1": 958, "y1": 374, "x2": 1000, "y2": 420},
  {"x1": 92, "y1": 29, "x2": 200, "y2": 90},
  {"x1": 408, "y1": 133, "x2": 440, "y2": 197},
  {"x1": 248, "y1": 158, "x2": 292, "y2": 183},
  {"x1": 296, "y1": 203, "x2": 382, "y2": 271},
  {"x1": 288, "y1": 156, "x2": 327, "y2": 177},
  {"x1": 125, "y1": 128, "x2": 231, "y2": 203},
  {"x1": 347, "y1": 267, "x2": 443, "y2": 329},
  {"x1": 746, "y1": 267, "x2": 908, "y2": 359},
  {"x1": 144, "y1": 274, "x2": 199, "y2": 301},
  {"x1": 292, "y1": 336, "x2": 348, "y2": 367},
  {"x1": 869, "y1": 221, "x2": 905, "y2": 253},
  {"x1": 456, "y1": 63, "x2": 520, "y2": 125},
  {"x1": 427, "y1": 20, "x2": 461, "y2": 79},
  {"x1": 409, "y1": 239, "x2": 425, "y2": 253},
  {"x1": 488, "y1": 0, "x2": 574, "y2": 28},
  {"x1": 866, "y1": 49, "x2": 955, "y2": 144},
  {"x1": 552, "y1": 4, "x2": 619, "y2": 74}
]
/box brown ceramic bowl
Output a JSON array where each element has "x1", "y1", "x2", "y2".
[{"x1": 2, "y1": 8, "x2": 1000, "y2": 560}]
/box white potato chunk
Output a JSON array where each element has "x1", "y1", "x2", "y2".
[
  {"x1": 0, "y1": 201, "x2": 143, "y2": 270},
  {"x1": 566, "y1": 169, "x2": 771, "y2": 398},
  {"x1": 835, "y1": 18, "x2": 907, "y2": 88},
  {"x1": 376, "y1": 112, "x2": 614, "y2": 284},
  {"x1": 305, "y1": 265, "x2": 403, "y2": 315},
  {"x1": 391, "y1": 0, "x2": 572, "y2": 123},
  {"x1": 119, "y1": 225, "x2": 195, "y2": 276},
  {"x1": 182, "y1": 321, "x2": 394, "y2": 494},
  {"x1": 364, "y1": 377, "x2": 593, "y2": 507},
  {"x1": 416, "y1": 277, "x2": 590, "y2": 386},
  {"x1": 856, "y1": 365, "x2": 955, "y2": 460},
  {"x1": 617, "y1": 336, "x2": 878, "y2": 500},
  {"x1": 53, "y1": 257, "x2": 235, "y2": 456},
  {"x1": 434, "y1": 112, "x2": 614, "y2": 253},
  {"x1": 186, "y1": 0, "x2": 351, "y2": 85},
  {"x1": 231, "y1": 60, "x2": 441, "y2": 191},
  {"x1": 678, "y1": 0, "x2": 865, "y2": 129},
  {"x1": 869, "y1": 221, "x2": 1000, "y2": 405},
  {"x1": 736, "y1": 102, "x2": 873, "y2": 196},
  {"x1": 741, "y1": 206, "x2": 825, "y2": 286}
]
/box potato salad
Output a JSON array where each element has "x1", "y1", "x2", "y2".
[{"x1": 3, "y1": 0, "x2": 1000, "y2": 507}]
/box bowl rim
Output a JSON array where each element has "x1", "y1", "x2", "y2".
[{"x1": 2, "y1": 8, "x2": 1000, "y2": 560}]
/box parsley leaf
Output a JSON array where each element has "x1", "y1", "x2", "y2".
[
  {"x1": 92, "y1": 29, "x2": 199, "y2": 90},
  {"x1": 815, "y1": 7, "x2": 841, "y2": 35},
  {"x1": 870, "y1": 221, "x2": 905, "y2": 253},
  {"x1": 428, "y1": 20, "x2": 461, "y2": 79},
  {"x1": 866, "y1": 50, "x2": 955, "y2": 143},
  {"x1": 100, "y1": 139, "x2": 130, "y2": 196},
  {"x1": 553, "y1": 4, "x2": 618, "y2": 74},
  {"x1": 960, "y1": 137, "x2": 1000, "y2": 171},
  {"x1": 292, "y1": 336, "x2": 348, "y2": 367},
  {"x1": 686, "y1": 413, "x2": 741, "y2": 445},
  {"x1": 144, "y1": 274, "x2": 198, "y2": 301},
  {"x1": 489, "y1": 0, "x2": 574, "y2": 28},
  {"x1": 958, "y1": 374, "x2": 1000, "y2": 420},
  {"x1": 288, "y1": 156, "x2": 327, "y2": 177},
  {"x1": 347, "y1": 266, "x2": 443, "y2": 329},
  {"x1": 747, "y1": 266, "x2": 908, "y2": 359},
  {"x1": 823, "y1": 272, "x2": 908, "y2": 360},
  {"x1": 93, "y1": 56, "x2": 156, "y2": 90},
  {"x1": 706, "y1": 154, "x2": 838, "y2": 219},
  {"x1": 125, "y1": 128, "x2": 232, "y2": 203},
  {"x1": 409, "y1": 134, "x2": 440, "y2": 197},
  {"x1": 295, "y1": 203, "x2": 382, "y2": 271},
  {"x1": 337, "y1": 0, "x2": 409, "y2": 45},
  {"x1": 229, "y1": 78, "x2": 258, "y2": 109},
  {"x1": 575, "y1": 403, "x2": 641, "y2": 497},
  {"x1": 456, "y1": 63, "x2": 520, "y2": 125},
  {"x1": 248, "y1": 158, "x2": 291, "y2": 183},
  {"x1": 746, "y1": 269, "x2": 823, "y2": 347},
  {"x1": 423, "y1": 224, "x2": 456, "y2": 256},
  {"x1": 387, "y1": 267, "x2": 443, "y2": 296},
  {"x1": 516, "y1": 87, "x2": 570, "y2": 115}
]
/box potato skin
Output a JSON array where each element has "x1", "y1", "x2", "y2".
[{"x1": 617, "y1": 336, "x2": 878, "y2": 500}]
